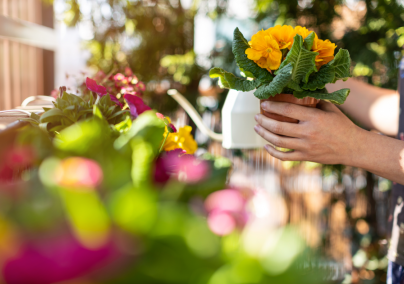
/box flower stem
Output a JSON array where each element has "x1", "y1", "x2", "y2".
[{"x1": 159, "y1": 132, "x2": 169, "y2": 153}]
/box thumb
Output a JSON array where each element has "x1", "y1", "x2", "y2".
[{"x1": 317, "y1": 100, "x2": 340, "y2": 113}]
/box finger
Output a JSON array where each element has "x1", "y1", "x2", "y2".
[
  {"x1": 261, "y1": 101, "x2": 319, "y2": 121},
  {"x1": 317, "y1": 100, "x2": 340, "y2": 113},
  {"x1": 264, "y1": 144, "x2": 305, "y2": 161},
  {"x1": 254, "y1": 124, "x2": 303, "y2": 150},
  {"x1": 255, "y1": 113, "x2": 302, "y2": 138}
]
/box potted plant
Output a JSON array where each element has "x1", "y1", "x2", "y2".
[{"x1": 210, "y1": 25, "x2": 351, "y2": 131}]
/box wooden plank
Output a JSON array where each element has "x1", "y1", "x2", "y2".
[{"x1": 0, "y1": 15, "x2": 57, "y2": 50}]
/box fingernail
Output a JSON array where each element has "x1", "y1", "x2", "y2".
[
  {"x1": 261, "y1": 102, "x2": 267, "y2": 110},
  {"x1": 255, "y1": 114, "x2": 259, "y2": 121},
  {"x1": 254, "y1": 125, "x2": 260, "y2": 132},
  {"x1": 265, "y1": 144, "x2": 273, "y2": 150}
]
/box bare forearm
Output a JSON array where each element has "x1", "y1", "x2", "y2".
[
  {"x1": 326, "y1": 78, "x2": 399, "y2": 136},
  {"x1": 348, "y1": 128, "x2": 404, "y2": 184}
]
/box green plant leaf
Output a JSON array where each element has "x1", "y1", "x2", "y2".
[
  {"x1": 93, "y1": 105, "x2": 104, "y2": 119},
  {"x1": 40, "y1": 108, "x2": 74, "y2": 124},
  {"x1": 209, "y1": 67, "x2": 261, "y2": 91},
  {"x1": 232, "y1": 28, "x2": 273, "y2": 83},
  {"x1": 287, "y1": 80, "x2": 302, "y2": 92},
  {"x1": 293, "y1": 88, "x2": 350, "y2": 105},
  {"x1": 62, "y1": 91, "x2": 84, "y2": 105},
  {"x1": 302, "y1": 64, "x2": 335, "y2": 91},
  {"x1": 303, "y1": 32, "x2": 316, "y2": 51},
  {"x1": 253, "y1": 63, "x2": 293, "y2": 99},
  {"x1": 277, "y1": 34, "x2": 318, "y2": 84},
  {"x1": 329, "y1": 49, "x2": 351, "y2": 82},
  {"x1": 19, "y1": 118, "x2": 40, "y2": 125}
]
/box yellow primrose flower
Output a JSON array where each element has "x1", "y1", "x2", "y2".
[
  {"x1": 266, "y1": 25, "x2": 295, "y2": 50},
  {"x1": 245, "y1": 30, "x2": 282, "y2": 70},
  {"x1": 294, "y1": 26, "x2": 315, "y2": 40},
  {"x1": 312, "y1": 39, "x2": 336, "y2": 69},
  {"x1": 163, "y1": 125, "x2": 198, "y2": 154}
]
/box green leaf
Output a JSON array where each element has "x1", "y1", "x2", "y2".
[
  {"x1": 40, "y1": 108, "x2": 74, "y2": 124},
  {"x1": 287, "y1": 80, "x2": 302, "y2": 92},
  {"x1": 329, "y1": 49, "x2": 351, "y2": 82},
  {"x1": 209, "y1": 67, "x2": 261, "y2": 91},
  {"x1": 39, "y1": 122, "x2": 50, "y2": 131},
  {"x1": 31, "y1": 112, "x2": 41, "y2": 121},
  {"x1": 62, "y1": 92, "x2": 84, "y2": 105},
  {"x1": 277, "y1": 34, "x2": 318, "y2": 84},
  {"x1": 108, "y1": 109, "x2": 130, "y2": 121},
  {"x1": 93, "y1": 105, "x2": 104, "y2": 119},
  {"x1": 232, "y1": 28, "x2": 273, "y2": 83},
  {"x1": 293, "y1": 88, "x2": 350, "y2": 105},
  {"x1": 302, "y1": 64, "x2": 335, "y2": 91},
  {"x1": 42, "y1": 107, "x2": 52, "y2": 112},
  {"x1": 303, "y1": 32, "x2": 316, "y2": 51},
  {"x1": 253, "y1": 63, "x2": 293, "y2": 99},
  {"x1": 19, "y1": 118, "x2": 40, "y2": 125}
]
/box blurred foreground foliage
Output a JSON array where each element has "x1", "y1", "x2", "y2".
[{"x1": 0, "y1": 87, "x2": 330, "y2": 283}]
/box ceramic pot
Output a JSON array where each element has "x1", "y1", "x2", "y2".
[{"x1": 260, "y1": 94, "x2": 319, "y2": 123}]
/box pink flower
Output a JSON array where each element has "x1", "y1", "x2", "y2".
[
  {"x1": 169, "y1": 123, "x2": 177, "y2": 133},
  {"x1": 0, "y1": 146, "x2": 35, "y2": 183},
  {"x1": 136, "y1": 82, "x2": 146, "y2": 92},
  {"x1": 124, "y1": 94, "x2": 151, "y2": 118},
  {"x1": 86, "y1": 77, "x2": 107, "y2": 96},
  {"x1": 205, "y1": 189, "x2": 250, "y2": 236},
  {"x1": 109, "y1": 95, "x2": 123, "y2": 108},
  {"x1": 2, "y1": 234, "x2": 117, "y2": 284},
  {"x1": 124, "y1": 67, "x2": 133, "y2": 76},
  {"x1": 154, "y1": 149, "x2": 209, "y2": 184},
  {"x1": 54, "y1": 157, "x2": 103, "y2": 189},
  {"x1": 156, "y1": 113, "x2": 165, "y2": 120},
  {"x1": 113, "y1": 73, "x2": 125, "y2": 81}
]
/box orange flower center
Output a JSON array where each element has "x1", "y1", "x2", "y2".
[{"x1": 266, "y1": 47, "x2": 273, "y2": 53}]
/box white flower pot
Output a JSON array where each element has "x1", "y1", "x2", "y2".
[{"x1": 222, "y1": 89, "x2": 266, "y2": 149}]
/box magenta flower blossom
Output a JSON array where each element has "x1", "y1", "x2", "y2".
[
  {"x1": 169, "y1": 123, "x2": 177, "y2": 133},
  {"x1": 113, "y1": 73, "x2": 125, "y2": 81},
  {"x1": 205, "y1": 189, "x2": 250, "y2": 236},
  {"x1": 154, "y1": 149, "x2": 209, "y2": 184},
  {"x1": 86, "y1": 77, "x2": 107, "y2": 96},
  {"x1": 109, "y1": 95, "x2": 123, "y2": 108},
  {"x1": 124, "y1": 94, "x2": 151, "y2": 118},
  {"x1": 2, "y1": 234, "x2": 117, "y2": 284}
]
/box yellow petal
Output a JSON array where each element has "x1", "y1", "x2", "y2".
[{"x1": 246, "y1": 48, "x2": 263, "y2": 61}]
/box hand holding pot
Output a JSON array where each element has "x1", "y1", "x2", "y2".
[{"x1": 254, "y1": 100, "x2": 361, "y2": 165}]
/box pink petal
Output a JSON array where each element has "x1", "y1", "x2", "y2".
[
  {"x1": 113, "y1": 73, "x2": 125, "y2": 81},
  {"x1": 124, "y1": 94, "x2": 151, "y2": 118},
  {"x1": 86, "y1": 77, "x2": 107, "y2": 96},
  {"x1": 169, "y1": 123, "x2": 177, "y2": 133},
  {"x1": 156, "y1": 113, "x2": 165, "y2": 120},
  {"x1": 109, "y1": 95, "x2": 123, "y2": 108}
]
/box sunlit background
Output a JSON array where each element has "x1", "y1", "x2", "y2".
[{"x1": 0, "y1": 0, "x2": 403, "y2": 283}]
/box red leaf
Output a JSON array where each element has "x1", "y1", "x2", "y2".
[
  {"x1": 86, "y1": 77, "x2": 107, "y2": 96},
  {"x1": 124, "y1": 94, "x2": 151, "y2": 118}
]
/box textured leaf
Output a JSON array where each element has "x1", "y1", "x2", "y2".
[
  {"x1": 232, "y1": 28, "x2": 273, "y2": 83},
  {"x1": 293, "y1": 88, "x2": 350, "y2": 105},
  {"x1": 302, "y1": 64, "x2": 335, "y2": 91},
  {"x1": 209, "y1": 67, "x2": 261, "y2": 91},
  {"x1": 287, "y1": 80, "x2": 302, "y2": 92},
  {"x1": 277, "y1": 34, "x2": 318, "y2": 84},
  {"x1": 253, "y1": 63, "x2": 293, "y2": 99},
  {"x1": 40, "y1": 108, "x2": 74, "y2": 123},
  {"x1": 303, "y1": 32, "x2": 316, "y2": 51},
  {"x1": 330, "y1": 49, "x2": 351, "y2": 82}
]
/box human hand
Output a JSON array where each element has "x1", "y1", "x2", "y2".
[{"x1": 254, "y1": 100, "x2": 362, "y2": 165}]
